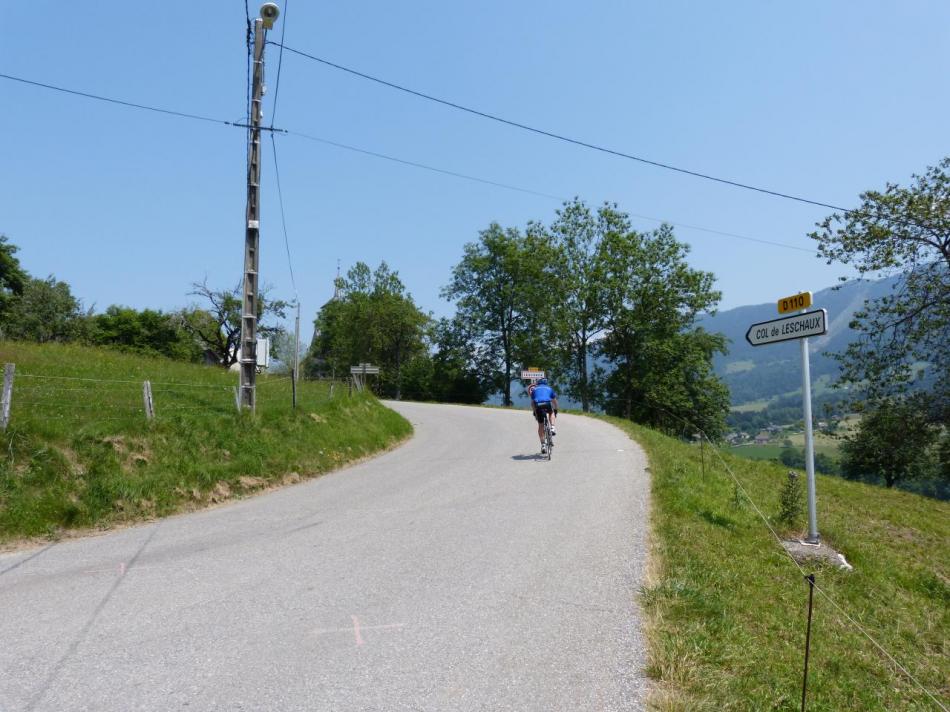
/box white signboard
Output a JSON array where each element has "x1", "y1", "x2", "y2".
[
  {"x1": 350, "y1": 365, "x2": 380, "y2": 374},
  {"x1": 520, "y1": 369, "x2": 545, "y2": 380},
  {"x1": 745, "y1": 309, "x2": 827, "y2": 347}
]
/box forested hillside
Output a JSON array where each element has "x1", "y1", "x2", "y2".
[{"x1": 698, "y1": 276, "x2": 900, "y2": 406}]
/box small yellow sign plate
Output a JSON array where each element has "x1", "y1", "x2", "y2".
[{"x1": 777, "y1": 291, "x2": 812, "y2": 314}]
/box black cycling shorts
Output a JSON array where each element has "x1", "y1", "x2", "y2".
[{"x1": 534, "y1": 401, "x2": 554, "y2": 424}]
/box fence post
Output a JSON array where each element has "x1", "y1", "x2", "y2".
[
  {"x1": 700, "y1": 434, "x2": 706, "y2": 479},
  {"x1": 142, "y1": 380, "x2": 155, "y2": 420},
  {"x1": 801, "y1": 573, "x2": 816, "y2": 711},
  {"x1": 329, "y1": 382, "x2": 335, "y2": 400},
  {"x1": 234, "y1": 386, "x2": 242, "y2": 412},
  {"x1": 1, "y1": 363, "x2": 14, "y2": 430},
  {"x1": 292, "y1": 368, "x2": 298, "y2": 410}
]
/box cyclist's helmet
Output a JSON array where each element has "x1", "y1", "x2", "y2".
[{"x1": 538, "y1": 378, "x2": 548, "y2": 385}]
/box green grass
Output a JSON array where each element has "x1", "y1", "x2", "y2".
[
  {"x1": 728, "y1": 435, "x2": 842, "y2": 463},
  {"x1": 724, "y1": 360, "x2": 756, "y2": 375},
  {"x1": 730, "y1": 399, "x2": 773, "y2": 413},
  {"x1": 0, "y1": 341, "x2": 412, "y2": 543},
  {"x1": 601, "y1": 416, "x2": 949, "y2": 711}
]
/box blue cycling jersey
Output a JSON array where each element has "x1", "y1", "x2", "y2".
[{"x1": 531, "y1": 384, "x2": 556, "y2": 403}]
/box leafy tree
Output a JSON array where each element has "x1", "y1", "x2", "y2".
[
  {"x1": 0, "y1": 235, "x2": 27, "y2": 326},
  {"x1": 598, "y1": 224, "x2": 728, "y2": 437},
  {"x1": 3, "y1": 276, "x2": 85, "y2": 343},
  {"x1": 811, "y1": 157, "x2": 950, "y2": 424},
  {"x1": 306, "y1": 262, "x2": 429, "y2": 398},
  {"x1": 89, "y1": 305, "x2": 201, "y2": 361},
  {"x1": 442, "y1": 223, "x2": 549, "y2": 406},
  {"x1": 840, "y1": 397, "x2": 940, "y2": 488},
  {"x1": 181, "y1": 279, "x2": 288, "y2": 368},
  {"x1": 428, "y1": 317, "x2": 493, "y2": 403},
  {"x1": 533, "y1": 198, "x2": 619, "y2": 412}
]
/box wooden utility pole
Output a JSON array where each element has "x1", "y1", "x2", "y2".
[{"x1": 239, "y1": 7, "x2": 279, "y2": 411}]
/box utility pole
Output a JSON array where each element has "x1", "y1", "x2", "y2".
[
  {"x1": 239, "y1": 4, "x2": 280, "y2": 412},
  {"x1": 292, "y1": 300, "x2": 301, "y2": 408}
]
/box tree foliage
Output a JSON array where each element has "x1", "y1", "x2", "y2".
[
  {"x1": 0, "y1": 235, "x2": 27, "y2": 325},
  {"x1": 840, "y1": 397, "x2": 941, "y2": 488},
  {"x1": 181, "y1": 279, "x2": 288, "y2": 368},
  {"x1": 88, "y1": 305, "x2": 202, "y2": 362},
  {"x1": 598, "y1": 223, "x2": 728, "y2": 438},
  {"x1": 442, "y1": 223, "x2": 550, "y2": 406},
  {"x1": 3, "y1": 276, "x2": 85, "y2": 343},
  {"x1": 306, "y1": 262, "x2": 429, "y2": 398},
  {"x1": 811, "y1": 157, "x2": 950, "y2": 423},
  {"x1": 533, "y1": 198, "x2": 617, "y2": 412}
]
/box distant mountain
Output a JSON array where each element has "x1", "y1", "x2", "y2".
[{"x1": 698, "y1": 276, "x2": 901, "y2": 406}]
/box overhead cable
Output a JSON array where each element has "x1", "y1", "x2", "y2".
[
  {"x1": 4, "y1": 70, "x2": 817, "y2": 254},
  {"x1": 0, "y1": 72, "x2": 285, "y2": 132},
  {"x1": 285, "y1": 130, "x2": 816, "y2": 253},
  {"x1": 269, "y1": 133, "x2": 298, "y2": 297},
  {"x1": 268, "y1": 42, "x2": 854, "y2": 214}
]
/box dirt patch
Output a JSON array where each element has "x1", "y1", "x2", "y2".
[
  {"x1": 210, "y1": 481, "x2": 231, "y2": 502},
  {"x1": 238, "y1": 476, "x2": 266, "y2": 490},
  {"x1": 782, "y1": 539, "x2": 853, "y2": 571}
]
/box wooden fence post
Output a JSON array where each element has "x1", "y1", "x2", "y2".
[
  {"x1": 142, "y1": 380, "x2": 155, "y2": 420},
  {"x1": 1, "y1": 363, "x2": 14, "y2": 430}
]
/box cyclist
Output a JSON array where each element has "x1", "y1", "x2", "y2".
[{"x1": 530, "y1": 378, "x2": 559, "y2": 454}]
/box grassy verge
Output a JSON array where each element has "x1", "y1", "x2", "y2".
[
  {"x1": 0, "y1": 341, "x2": 412, "y2": 544},
  {"x1": 601, "y1": 416, "x2": 949, "y2": 711}
]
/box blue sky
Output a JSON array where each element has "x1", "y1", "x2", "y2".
[{"x1": 2, "y1": 1, "x2": 948, "y2": 336}]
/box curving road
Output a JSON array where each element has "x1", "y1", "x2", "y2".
[{"x1": 0, "y1": 402, "x2": 651, "y2": 711}]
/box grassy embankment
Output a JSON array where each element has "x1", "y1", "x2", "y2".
[
  {"x1": 0, "y1": 341, "x2": 411, "y2": 544},
  {"x1": 603, "y1": 417, "x2": 949, "y2": 711}
]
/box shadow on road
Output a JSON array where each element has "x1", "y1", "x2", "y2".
[{"x1": 510, "y1": 453, "x2": 544, "y2": 461}]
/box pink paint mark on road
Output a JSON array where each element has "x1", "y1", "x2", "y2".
[
  {"x1": 351, "y1": 615, "x2": 364, "y2": 646},
  {"x1": 118, "y1": 562, "x2": 126, "y2": 576}
]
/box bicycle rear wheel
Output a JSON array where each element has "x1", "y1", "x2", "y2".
[{"x1": 544, "y1": 417, "x2": 553, "y2": 460}]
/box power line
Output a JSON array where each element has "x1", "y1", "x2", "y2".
[
  {"x1": 269, "y1": 133, "x2": 298, "y2": 297},
  {"x1": 285, "y1": 130, "x2": 816, "y2": 253},
  {"x1": 1, "y1": 73, "x2": 229, "y2": 126},
  {"x1": 269, "y1": 0, "x2": 289, "y2": 127},
  {"x1": 3, "y1": 69, "x2": 816, "y2": 254},
  {"x1": 269, "y1": 42, "x2": 857, "y2": 214},
  {"x1": 285, "y1": 130, "x2": 564, "y2": 201},
  {"x1": 0, "y1": 72, "x2": 286, "y2": 132}
]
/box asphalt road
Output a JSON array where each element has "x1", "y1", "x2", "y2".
[{"x1": 0, "y1": 402, "x2": 651, "y2": 711}]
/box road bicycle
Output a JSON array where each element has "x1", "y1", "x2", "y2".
[{"x1": 541, "y1": 410, "x2": 554, "y2": 460}]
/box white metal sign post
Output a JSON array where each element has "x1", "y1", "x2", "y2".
[{"x1": 745, "y1": 302, "x2": 826, "y2": 544}]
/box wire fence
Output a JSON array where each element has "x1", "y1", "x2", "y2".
[
  {"x1": 3, "y1": 366, "x2": 347, "y2": 431},
  {"x1": 620, "y1": 393, "x2": 948, "y2": 711}
]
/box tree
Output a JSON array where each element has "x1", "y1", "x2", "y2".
[
  {"x1": 180, "y1": 280, "x2": 288, "y2": 368},
  {"x1": 442, "y1": 223, "x2": 549, "y2": 406},
  {"x1": 3, "y1": 276, "x2": 85, "y2": 343},
  {"x1": 840, "y1": 397, "x2": 940, "y2": 488},
  {"x1": 0, "y1": 235, "x2": 27, "y2": 326},
  {"x1": 89, "y1": 305, "x2": 202, "y2": 361},
  {"x1": 598, "y1": 224, "x2": 729, "y2": 438},
  {"x1": 811, "y1": 157, "x2": 950, "y2": 424},
  {"x1": 306, "y1": 262, "x2": 429, "y2": 398},
  {"x1": 535, "y1": 198, "x2": 619, "y2": 412}
]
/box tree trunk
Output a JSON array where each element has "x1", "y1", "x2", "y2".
[
  {"x1": 501, "y1": 328, "x2": 512, "y2": 407},
  {"x1": 577, "y1": 333, "x2": 589, "y2": 412},
  {"x1": 624, "y1": 357, "x2": 634, "y2": 420}
]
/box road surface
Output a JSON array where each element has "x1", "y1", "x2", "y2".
[{"x1": 0, "y1": 402, "x2": 651, "y2": 711}]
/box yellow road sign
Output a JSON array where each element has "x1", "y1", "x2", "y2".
[{"x1": 777, "y1": 291, "x2": 812, "y2": 314}]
